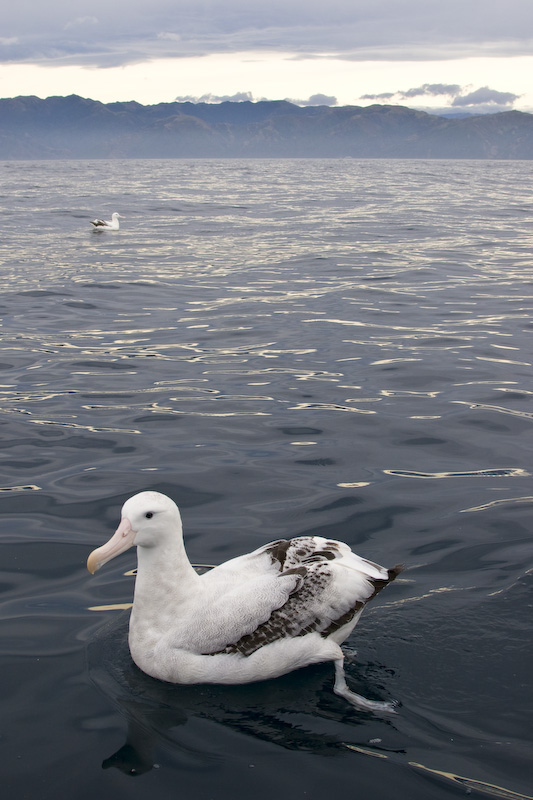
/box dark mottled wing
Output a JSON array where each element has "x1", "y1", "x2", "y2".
[
  {"x1": 214, "y1": 562, "x2": 332, "y2": 656},
  {"x1": 214, "y1": 535, "x2": 403, "y2": 657},
  {"x1": 207, "y1": 535, "x2": 402, "y2": 657}
]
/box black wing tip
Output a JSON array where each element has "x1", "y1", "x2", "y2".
[
  {"x1": 388, "y1": 563, "x2": 405, "y2": 581},
  {"x1": 367, "y1": 563, "x2": 405, "y2": 602}
]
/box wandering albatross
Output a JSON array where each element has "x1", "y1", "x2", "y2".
[
  {"x1": 87, "y1": 491, "x2": 403, "y2": 712},
  {"x1": 90, "y1": 212, "x2": 124, "y2": 230}
]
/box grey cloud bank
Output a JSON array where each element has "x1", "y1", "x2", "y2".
[
  {"x1": 361, "y1": 83, "x2": 522, "y2": 115},
  {"x1": 452, "y1": 87, "x2": 520, "y2": 107},
  {"x1": 2, "y1": 1, "x2": 533, "y2": 67}
]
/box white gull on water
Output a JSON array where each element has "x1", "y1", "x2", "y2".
[
  {"x1": 87, "y1": 491, "x2": 403, "y2": 712},
  {"x1": 90, "y1": 212, "x2": 124, "y2": 230}
]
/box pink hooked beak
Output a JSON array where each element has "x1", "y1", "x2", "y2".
[{"x1": 87, "y1": 516, "x2": 136, "y2": 574}]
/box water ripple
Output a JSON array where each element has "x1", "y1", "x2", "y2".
[
  {"x1": 384, "y1": 468, "x2": 529, "y2": 480},
  {"x1": 1, "y1": 158, "x2": 532, "y2": 797}
]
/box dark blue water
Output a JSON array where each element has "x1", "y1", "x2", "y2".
[{"x1": 1, "y1": 158, "x2": 532, "y2": 799}]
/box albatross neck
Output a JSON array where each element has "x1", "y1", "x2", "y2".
[{"x1": 133, "y1": 531, "x2": 201, "y2": 610}]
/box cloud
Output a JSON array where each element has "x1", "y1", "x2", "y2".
[
  {"x1": 360, "y1": 91, "x2": 396, "y2": 101},
  {"x1": 359, "y1": 83, "x2": 521, "y2": 114},
  {"x1": 175, "y1": 91, "x2": 256, "y2": 103},
  {"x1": 451, "y1": 86, "x2": 520, "y2": 107},
  {"x1": 362, "y1": 84, "x2": 462, "y2": 101},
  {"x1": 289, "y1": 94, "x2": 338, "y2": 106},
  {"x1": 2, "y1": 1, "x2": 533, "y2": 68},
  {"x1": 174, "y1": 91, "x2": 337, "y2": 107},
  {"x1": 64, "y1": 17, "x2": 99, "y2": 31},
  {"x1": 402, "y1": 83, "x2": 462, "y2": 98}
]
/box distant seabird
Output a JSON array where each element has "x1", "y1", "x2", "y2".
[{"x1": 90, "y1": 212, "x2": 124, "y2": 230}]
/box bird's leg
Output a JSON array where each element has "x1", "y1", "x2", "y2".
[{"x1": 333, "y1": 658, "x2": 397, "y2": 713}]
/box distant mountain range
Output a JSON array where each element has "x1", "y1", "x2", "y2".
[{"x1": 1, "y1": 95, "x2": 532, "y2": 159}]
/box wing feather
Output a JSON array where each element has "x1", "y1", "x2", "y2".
[{"x1": 194, "y1": 536, "x2": 402, "y2": 657}]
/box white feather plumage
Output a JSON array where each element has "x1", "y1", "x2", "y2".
[{"x1": 87, "y1": 491, "x2": 402, "y2": 712}]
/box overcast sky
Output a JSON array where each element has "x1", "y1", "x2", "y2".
[{"x1": 1, "y1": 1, "x2": 533, "y2": 113}]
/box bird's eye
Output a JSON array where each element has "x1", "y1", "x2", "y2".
[{"x1": 145, "y1": 512, "x2": 154, "y2": 519}]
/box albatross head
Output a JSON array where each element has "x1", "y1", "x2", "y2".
[{"x1": 87, "y1": 491, "x2": 182, "y2": 574}]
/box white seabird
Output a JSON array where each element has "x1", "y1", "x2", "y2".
[
  {"x1": 87, "y1": 491, "x2": 403, "y2": 712},
  {"x1": 90, "y1": 212, "x2": 124, "y2": 230}
]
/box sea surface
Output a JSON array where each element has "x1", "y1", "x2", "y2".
[{"x1": 0, "y1": 158, "x2": 532, "y2": 800}]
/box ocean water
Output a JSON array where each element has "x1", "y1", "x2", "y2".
[{"x1": 0, "y1": 158, "x2": 532, "y2": 799}]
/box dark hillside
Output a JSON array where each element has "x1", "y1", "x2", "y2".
[{"x1": 1, "y1": 95, "x2": 532, "y2": 159}]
